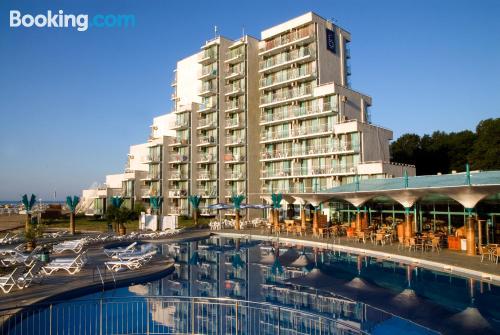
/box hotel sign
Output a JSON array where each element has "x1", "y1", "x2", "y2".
[{"x1": 326, "y1": 28, "x2": 336, "y2": 54}]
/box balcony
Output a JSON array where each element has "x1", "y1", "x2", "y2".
[
  {"x1": 197, "y1": 153, "x2": 216, "y2": 164},
  {"x1": 224, "y1": 82, "x2": 245, "y2": 97},
  {"x1": 169, "y1": 189, "x2": 188, "y2": 198},
  {"x1": 225, "y1": 135, "x2": 245, "y2": 147},
  {"x1": 225, "y1": 99, "x2": 244, "y2": 113},
  {"x1": 172, "y1": 119, "x2": 189, "y2": 130},
  {"x1": 197, "y1": 118, "x2": 217, "y2": 130},
  {"x1": 259, "y1": 85, "x2": 312, "y2": 108},
  {"x1": 260, "y1": 144, "x2": 360, "y2": 161},
  {"x1": 168, "y1": 171, "x2": 188, "y2": 180},
  {"x1": 198, "y1": 171, "x2": 217, "y2": 180},
  {"x1": 198, "y1": 67, "x2": 218, "y2": 80},
  {"x1": 171, "y1": 93, "x2": 179, "y2": 101},
  {"x1": 225, "y1": 171, "x2": 245, "y2": 180},
  {"x1": 169, "y1": 207, "x2": 189, "y2": 216},
  {"x1": 198, "y1": 103, "x2": 216, "y2": 114},
  {"x1": 259, "y1": 66, "x2": 316, "y2": 91},
  {"x1": 225, "y1": 117, "x2": 244, "y2": 129},
  {"x1": 200, "y1": 208, "x2": 216, "y2": 216},
  {"x1": 259, "y1": 46, "x2": 316, "y2": 73},
  {"x1": 224, "y1": 189, "x2": 246, "y2": 198},
  {"x1": 259, "y1": 25, "x2": 315, "y2": 56},
  {"x1": 197, "y1": 135, "x2": 217, "y2": 147},
  {"x1": 261, "y1": 165, "x2": 356, "y2": 179},
  {"x1": 199, "y1": 188, "x2": 217, "y2": 198},
  {"x1": 223, "y1": 153, "x2": 245, "y2": 164},
  {"x1": 169, "y1": 154, "x2": 189, "y2": 164},
  {"x1": 260, "y1": 123, "x2": 333, "y2": 143},
  {"x1": 225, "y1": 64, "x2": 245, "y2": 80},
  {"x1": 260, "y1": 102, "x2": 338, "y2": 125},
  {"x1": 198, "y1": 50, "x2": 218, "y2": 65},
  {"x1": 169, "y1": 137, "x2": 189, "y2": 147},
  {"x1": 200, "y1": 84, "x2": 217, "y2": 97},
  {"x1": 143, "y1": 154, "x2": 162, "y2": 163},
  {"x1": 141, "y1": 173, "x2": 161, "y2": 181},
  {"x1": 225, "y1": 49, "x2": 245, "y2": 64}
]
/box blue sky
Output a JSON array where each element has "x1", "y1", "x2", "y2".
[{"x1": 0, "y1": 0, "x2": 499, "y2": 200}]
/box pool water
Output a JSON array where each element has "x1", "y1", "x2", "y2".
[{"x1": 7, "y1": 236, "x2": 500, "y2": 334}]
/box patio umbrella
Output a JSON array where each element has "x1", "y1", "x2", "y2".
[
  {"x1": 289, "y1": 250, "x2": 314, "y2": 271},
  {"x1": 207, "y1": 203, "x2": 233, "y2": 222},
  {"x1": 240, "y1": 203, "x2": 272, "y2": 209},
  {"x1": 279, "y1": 247, "x2": 300, "y2": 266}
]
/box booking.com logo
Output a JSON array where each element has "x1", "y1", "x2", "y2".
[{"x1": 9, "y1": 10, "x2": 135, "y2": 32}]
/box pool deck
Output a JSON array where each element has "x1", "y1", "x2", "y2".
[
  {"x1": 216, "y1": 229, "x2": 500, "y2": 285},
  {"x1": 0, "y1": 230, "x2": 211, "y2": 314}
]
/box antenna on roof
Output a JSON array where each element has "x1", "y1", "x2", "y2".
[
  {"x1": 242, "y1": 26, "x2": 245, "y2": 38},
  {"x1": 214, "y1": 25, "x2": 218, "y2": 38}
]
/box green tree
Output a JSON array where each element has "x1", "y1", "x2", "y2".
[
  {"x1": 468, "y1": 118, "x2": 500, "y2": 170},
  {"x1": 390, "y1": 133, "x2": 421, "y2": 166}
]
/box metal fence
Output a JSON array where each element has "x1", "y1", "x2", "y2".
[{"x1": 0, "y1": 296, "x2": 366, "y2": 335}]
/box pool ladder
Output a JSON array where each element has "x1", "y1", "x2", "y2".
[{"x1": 93, "y1": 265, "x2": 116, "y2": 291}]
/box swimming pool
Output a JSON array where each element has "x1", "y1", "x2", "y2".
[{"x1": 3, "y1": 236, "x2": 500, "y2": 334}]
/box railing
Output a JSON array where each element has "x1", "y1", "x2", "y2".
[
  {"x1": 226, "y1": 135, "x2": 245, "y2": 146},
  {"x1": 261, "y1": 165, "x2": 356, "y2": 178},
  {"x1": 198, "y1": 66, "x2": 218, "y2": 78},
  {"x1": 259, "y1": 85, "x2": 312, "y2": 106},
  {"x1": 169, "y1": 154, "x2": 189, "y2": 163},
  {"x1": 170, "y1": 137, "x2": 189, "y2": 146},
  {"x1": 197, "y1": 153, "x2": 216, "y2": 163},
  {"x1": 0, "y1": 296, "x2": 369, "y2": 335},
  {"x1": 226, "y1": 48, "x2": 245, "y2": 62},
  {"x1": 224, "y1": 154, "x2": 245, "y2": 162},
  {"x1": 168, "y1": 171, "x2": 188, "y2": 180},
  {"x1": 199, "y1": 188, "x2": 217, "y2": 198},
  {"x1": 226, "y1": 98, "x2": 245, "y2": 112},
  {"x1": 225, "y1": 117, "x2": 244, "y2": 128},
  {"x1": 225, "y1": 82, "x2": 245, "y2": 95},
  {"x1": 198, "y1": 118, "x2": 217, "y2": 128},
  {"x1": 145, "y1": 154, "x2": 162, "y2": 162},
  {"x1": 198, "y1": 48, "x2": 218, "y2": 63},
  {"x1": 225, "y1": 64, "x2": 245, "y2": 78},
  {"x1": 260, "y1": 25, "x2": 316, "y2": 53},
  {"x1": 259, "y1": 46, "x2": 315, "y2": 71},
  {"x1": 198, "y1": 171, "x2": 217, "y2": 180},
  {"x1": 169, "y1": 207, "x2": 188, "y2": 215},
  {"x1": 198, "y1": 135, "x2": 217, "y2": 146},
  {"x1": 173, "y1": 119, "x2": 189, "y2": 128},
  {"x1": 260, "y1": 64, "x2": 316, "y2": 88},
  {"x1": 168, "y1": 189, "x2": 187, "y2": 198},
  {"x1": 225, "y1": 171, "x2": 246, "y2": 180},
  {"x1": 261, "y1": 144, "x2": 360, "y2": 160},
  {"x1": 260, "y1": 123, "x2": 333, "y2": 142},
  {"x1": 260, "y1": 102, "x2": 337, "y2": 124}
]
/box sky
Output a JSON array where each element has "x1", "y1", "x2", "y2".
[{"x1": 0, "y1": 0, "x2": 499, "y2": 201}]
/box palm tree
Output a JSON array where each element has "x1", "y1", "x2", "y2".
[
  {"x1": 21, "y1": 194, "x2": 36, "y2": 233},
  {"x1": 150, "y1": 196, "x2": 163, "y2": 230},
  {"x1": 110, "y1": 196, "x2": 126, "y2": 235},
  {"x1": 271, "y1": 193, "x2": 282, "y2": 232},
  {"x1": 231, "y1": 194, "x2": 245, "y2": 230},
  {"x1": 66, "y1": 196, "x2": 80, "y2": 235},
  {"x1": 188, "y1": 195, "x2": 202, "y2": 227}
]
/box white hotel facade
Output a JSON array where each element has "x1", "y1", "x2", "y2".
[{"x1": 80, "y1": 12, "x2": 415, "y2": 218}]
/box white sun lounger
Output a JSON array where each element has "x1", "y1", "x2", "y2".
[
  {"x1": 111, "y1": 244, "x2": 155, "y2": 259},
  {"x1": 103, "y1": 242, "x2": 138, "y2": 257},
  {"x1": 0, "y1": 243, "x2": 25, "y2": 256},
  {"x1": 0, "y1": 267, "x2": 23, "y2": 293},
  {"x1": 42, "y1": 252, "x2": 87, "y2": 275},
  {"x1": 16, "y1": 262, "x2": 44, "y2": 289},
  {"x1": 0, "y1": 246, "x2": 42, "y2": 267},
  {"x1": 52, "y1": 239, "x2": 87, "y2": 254},
  {"x1": 105, "y1": 250, "x2": 157, "y2": 272}
]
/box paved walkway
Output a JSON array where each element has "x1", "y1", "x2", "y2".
[{"x1": 217, "y1": 229, "x2": 500, "y2": 283}]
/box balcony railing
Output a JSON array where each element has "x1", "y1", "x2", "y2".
[
  {"x1": 259, "y1": 85, "x2": 312, "y2": 107},
  {"x1": 260, "y1": 123, "x2": 333, "y2": 142},
  {"x1": 261, "y1": 144, "x2": 359, "y2": 160},
  {"x1": 225, "y1": 171, "x2": 245, "y2": 180},
  {"x1": 225, "y1": 189, "x2": 246, "y2": 197},
  {"x1": 260, "y1": 101, "x2": 338, "y2": 124},
  {"x1": 197, "y1": 118, "x2": 217, "y2": 129},
  {"x1": 225, "y1": 135, "x2": 245, "y2": 146},
  {"x1": 199, "y1": 188, "x2": 217, "y2": 198},
  {"x1": 260, "y1": 65, "x2": 316, "y2": 89},
  {"x1": 200, "y1": 208, "x2": 217, "y2": 216},
  {"x1": 198, "y1": 171, "x2": 217, "y2": 180},
  {"x1": 169, "y1": 154, "x2": 189, "y2": 163},
  {"x1": 225, "y1": 117, "x2": 244, "y2": 128},
  {"x1": 224, "y1": 82, "x2": 245, "y2": 96},
  {"x1": 200, "y1": 83, "x2": 217, "y2": 96},
  {"x1": 168, "y1": 171, "x2": 188, "y2": 180},
  {"x1": 260, "y1": 25, "x2": 316, "y2": 54},
  {"x1": 198, "y1": 67, "x2": 218, "y2": 79},
  {"x1": 225, "y1": 99, "x2": 244, "y2": 112},
  {"x1": 259, "y1": 46, "x2": 315, "y2": 72},
  {"x1": 223, "y1": 153, "x2": 245, "y2": 163},
  {"x1": 169, "y1": 137, "x2": 189, "y2": 146},
  {"x1": 198, "y1": 103, "x2": 216, "y2": 113},
  {"x1": 168, "y1": 189, "x2": 187, "y2": 198},
  {"x1": 225, "y1": 48, "x2": 245, "y2": 63},
  {"x1": 169, "y1": 207, "x2": 188, "y2": 215},
  {"x1": 197, "y1": 153, "x2": 216, "y2": 163},
  {"x1": 261, "y1": 165, "x2": 356, "y2": 179},
  {"x1": 144, "y1": 172, "x2": 161, "y2": 180},
  {"x1": 225, "y1": 64, "x2": 245, "y2": 78},
  {"x1": 198, "y1": 49, "x2": 218, "y2": 64},
  {"x1": 173, "y1": 119, "x2": 189, "y2": 128},
  {"x1": 145, "y1": 154, "x2": 162, "y2": 163},
  {"x1": 198, "y1": 135, "x2": 217, "y2": 146}
]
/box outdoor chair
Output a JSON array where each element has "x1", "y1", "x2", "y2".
[
  {"x1": 15, "y1": 261, "x2": 44, "y2": 289},
  {"x1": 42, "y1": 252, "x2": 87, "y2": 275},
  {"x1": 408, "y1": 238, "x2": 424, "y2": 252},
  {"x1": 426, "y1": 237, "x2": 441, "y2": 253},
  {"x1": 52, "y1": 238, "x2": 88, "y2": 254},
  {"x1": 104, "y1": 241, "x2": 138, "y2": 257},
  {"x1": 0, "y1": 246, "x2": 42, "y2": 267},
  {"x1": 0, "y1": 267, "x2": 23, "y2": 294},
  {"x1": 479, "y1": 245, "x2": 490, "y2": 262},
  {"x1": 494, "y1": 247, "x2": 500, "y2": 264},
  {"x1": 375, "y1": 233, "x2": 385, "y2": 246}
]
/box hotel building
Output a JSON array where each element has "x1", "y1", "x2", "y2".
[{"x1": 79, "y1": 12, "x2": 415, "y2": 218}]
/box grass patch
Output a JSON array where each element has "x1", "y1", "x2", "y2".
[{"x1": 44, "y1": 216, "x2": 138, "y2": 232}]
